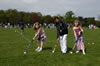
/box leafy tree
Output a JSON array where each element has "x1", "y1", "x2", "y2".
[
  {"x1": 95, "y1": 21, "x2": 100, "y2": 27},
  {"x1": 78, "y1": 16, "x2": 86, "y2": 26},
  {"x1": 5, "y1": 9, "x2": 20, "y2": 24},
  {"x1": 22, "y1": 12, "x2": 32, "y2": 24},
  {"x1": 59, "y1": 16, "x2": 65, "y2": 21},
  {"x1": 43, "y1": 15, "x2": 54, "y2": 24},
  {"x1": 31, "y1": 13, "x2": 41, "y2": 24},
  {"x1": 0, "y1": 10, "x2": 7, "y2": 24},
  {"x1": 0, "y1": 9, "x2": 98, "y2": 28},
  {"x1": 86, "y1": 17, "x2": 95, "y2": 25},
  {"x1": 65, "y1": 11, "x2": 77, "y2": 24}
]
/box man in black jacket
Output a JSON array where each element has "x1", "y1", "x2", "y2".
[{"x1": 55, "y1": 17, "x2": 68, "y2": 54}]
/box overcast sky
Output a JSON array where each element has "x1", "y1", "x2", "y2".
[{"x1": 0, "y1": 0, "x2": 100, "y2": 19}]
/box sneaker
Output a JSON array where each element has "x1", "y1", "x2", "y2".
[
  {"x1": 82, "y1": 50, "x2": 86, "y2": 55},
  {"x1": 35, "y1": 47, "x2": 40, "y2": 51},
  {"x1": 76, "y1": 51, "x2": 79, "y2": 53},
  {"x1": 62, "y1": 53, "x2": 66, "y2": 55},
  {"x1": 37, "y1": 48, "x2": 42, "y2": 52},
  {"x1": 83, "y1": 52, "x2": 86, "y2": 55}
]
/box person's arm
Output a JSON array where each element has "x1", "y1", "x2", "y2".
[
  {"x1": 55, "y1": 24, "x2": 60, "y2": 41},
  {"x1": 79, "y1": 26, "x2": 83, "y2": 35},
  {"x1": 57, "y1": 29, "x2": 60, "y2": 41},
  {"x1": 33, "y1": 28, "x2": 41, "y2": 40},
  {"x1": 80, "y1": 26, "x2": 83, "y2": 32},
  {"x1": 73, "y1": 28, "x2": 77, "y2": 41}
]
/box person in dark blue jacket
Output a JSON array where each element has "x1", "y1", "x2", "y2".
[
  {"x1": 55, "y1": 17, "x2": 68, "y2": 54},
  {"x1": 20, "y1": 23, "x2": 24, "y2": 34}
]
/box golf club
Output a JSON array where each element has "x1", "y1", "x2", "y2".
[
  {"x1": 52, "y1": 41, "x2": 58, "y2": 53},
  {"x1": 72, "y1": 43, "x2": 76, "y2": 50},
  {"x1": 70, "y1": 40, "x2": 77, "y2": 54},
  {"x1": 24, "y1": 40, "x2": 34, "y2": 54}
]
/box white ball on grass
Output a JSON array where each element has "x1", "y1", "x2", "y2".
[
  {"x1": 15, "y1": 31, "x2": 16, "y2": 32},
  {"x1": 70, "y1": 51, "x2": 73, "y2": 54},
  {"x1": 52, "y1": 51, "x2": 54, "y2": 53},
  {"x1": 24, "y1": 52, "x2": 27, "y2": 54}
]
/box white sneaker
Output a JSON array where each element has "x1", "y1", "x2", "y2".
[
  {"x1": 76, "y1": 51, "x2": 79, "y2": 53},
  {"x1": 83, "y1": 52, "x2": 86, "y2": 55},
  {"x1": 82, "y1": 50, "x2": 86, "y2": 55},
  {"x1": 35, "y1": 47, "x2": 40, "y2": 51},
  {"x1": 37, "y1": 48, "x2": 42, "y2": 52}
]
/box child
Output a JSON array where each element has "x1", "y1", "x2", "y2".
[
  {"x1": 73, "y1": 20, "x2": 86, "y2": 55},
  {"x1": 33, "y1": 22, "x2": 47, "y2": 52}
]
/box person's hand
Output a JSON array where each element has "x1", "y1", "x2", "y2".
[
  {"x1": 75, "y1": 37, "x2": 78, "y2": 41},
  {"x1": 60, "y1": 30, "x2": 62, "y2": 32},
  {"x1": 79, "y1": 31, "x2": 81, "y2": 35},
  {"x1": 57, "y1": 37, "x2": 60, "y2": 41},
  {"x1": 33, "y1": 37, "x2": 35, "y2": 41}
]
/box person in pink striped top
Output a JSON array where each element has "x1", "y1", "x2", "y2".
[
  {"x1": 33, "y1": 22, "x2": 47, "y2": 52},
  {"x1": 73, "y1": 20, "x2": 86, "y2": 55}
]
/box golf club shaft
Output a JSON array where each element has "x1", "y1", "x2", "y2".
[
  {"x1": 72, "y1": 43, "x2": 76, "y2": 50},
  {"x1": 52, "y1": 42, "x2": 58, "y2": 53},
  {"x1": 24, "y1": 40, "x2": 33, "y2": 52},
  {"x1": 72, "y1": 40, "x2": 78, "y2": 50}
]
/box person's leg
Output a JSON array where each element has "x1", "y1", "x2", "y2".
[
  {"x1": 38, "y1": 40, "x2": 41, "y2": 48},
  {"x1": 21, "y1": 28, "x2": 24, "y2": 34},
  {"x1": 35, "y1": 40, "x2": 40, "y2": 51},
  {"x1": 60, "y1": 34, "x2": 67, "y2": 54},
  {"x1": 21, "y1": 30, "x2": 23, "y2": 34},
  {"x1": 40, "y1": 41, "x2": 43, "y2": 49},
  {"x1": 38, "y1": 41, "x2": 43, "y2": 52},
  {"x1": 82, "y1": 49, "x2": 85, "y2": 55},
  {"x1": 76, "y1": 40, "x2": 80, "y2": 53},
  {"x1": 62, "y1": 34, "x2": 67, "y2": 53},
  {"x1": 60, "y1": 36, "x2": 63, "y2": 53},
  {"x1": 22, "y1": 29, "x2": 24, "y2": 32},
  {"x1": 80, "y1": 39, "x2": 86, "y2": 55}
]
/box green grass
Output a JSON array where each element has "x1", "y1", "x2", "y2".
[{"x1": 0, "y1": 27, "x2": 100, "y2": 66}]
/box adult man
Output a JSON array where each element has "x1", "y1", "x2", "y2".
[{"x1": 55, "y1": 17, "x2": 68, "y2": 54}]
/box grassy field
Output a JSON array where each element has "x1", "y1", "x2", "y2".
[{"x1": 0, "y1": 27, "x2": 100, "y2": 66}]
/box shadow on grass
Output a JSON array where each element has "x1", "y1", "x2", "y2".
[
  {"x1": 43, "y1": 47, "x2": 52, "y2": 51},
  {"x1": 43, "y1": 47, "x2": 75, "y2": 52},
  {"x1": 67, "y1": 47, "x2": 87, "y2": 53},
  {"x1": 67, "y1": 48, "x2": 73, "y2": 53}
]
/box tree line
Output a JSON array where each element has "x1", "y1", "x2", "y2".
[{"x1": 0, "y1": 9, "x2": 100, "y2": 27}]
